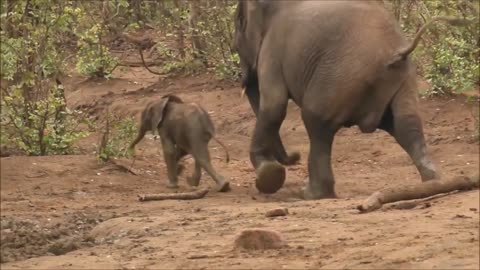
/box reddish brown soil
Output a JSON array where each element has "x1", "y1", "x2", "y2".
[{"x1": 1, "y1": 67, "x2": 479, "y2": 269}]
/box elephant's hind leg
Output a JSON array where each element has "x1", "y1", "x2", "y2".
[
  {"x1": 382, "y1": 90, "x2": 439, "y2": 182},
  {"x1": 187, "y1": 160, "x2": 202, "y2": 187},
  {"x1": 301, "y1": 109, "x2": 338, "y2": 199},
  {"x1": 191, "y1": 143, "x2": 230, "y2": 192}
]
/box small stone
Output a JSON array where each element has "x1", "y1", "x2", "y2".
[
  {"x1": 233, "y1": 229, "x2": 286, "y2": 250},
  {"x1": 265, "y1": 208, "x2": 289, "y2": 217}
]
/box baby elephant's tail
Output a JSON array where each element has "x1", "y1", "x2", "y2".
[{"x1": 212, "y1": 136, "x2": 230, "y2": 163}]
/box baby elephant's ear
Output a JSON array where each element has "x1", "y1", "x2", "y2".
[{"x1": 150, "y1": 96, "x2": 171, "y2": 130}]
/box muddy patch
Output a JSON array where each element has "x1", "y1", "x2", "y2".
[{"x1": 0, "y1": 211, "x2": 116, "y2": 263}]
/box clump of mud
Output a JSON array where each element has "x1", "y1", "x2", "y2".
[{"x1": 0, "y1": 211, "x2": 116, "y2": 263}]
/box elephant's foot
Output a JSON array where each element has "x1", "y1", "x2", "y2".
[
  {"x1": 216, "y1": 180, "x2": 231, "y2": 192},
  {"x1": 166, "y1": 182, "x2": 179, "y2": 189},
  {"x1": 420, "y1": 169, "x2": 440, "y2": 182},
  {"x1": 418, "y1": 157, "x2": 440, "y2": 182},
  {"x1": 279, "y1": 151, "x2": 301, "y2": 166},
  {"x1": 255, "y1": 161, "x2": 286, "y2": 194},
  {"x1": 302, "y1": 184, "x2": 337, "y2": 200}
]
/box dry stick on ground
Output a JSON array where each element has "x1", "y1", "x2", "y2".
[
  {"x1": 110, "y1": 158, "x2": 141, "y2": 176},
  {"x1": 357, "y1": 174, "x2": 480, "y2": 213},
  {"x1": 138, "y1": 188, "x2": 210, "y2": 202}
]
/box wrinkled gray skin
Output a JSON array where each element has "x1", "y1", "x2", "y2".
[
  {"x1": 129, "y1": 94, "x2": 230, "y2": 192},
  {"x1": 233, "y1": 0, "x2": 469, "y2": 199}
]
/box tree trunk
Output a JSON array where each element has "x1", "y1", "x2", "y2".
[
  {"x1": 188, "y1": 0, "x2": 207, "y2": 65},
  {"x1": 173, "y1": 0, "x2": 185, "y2": 59}
]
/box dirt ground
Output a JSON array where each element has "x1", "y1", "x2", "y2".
[{"x1": 1, "y1": 67, "x2": 479, "y2": 270}]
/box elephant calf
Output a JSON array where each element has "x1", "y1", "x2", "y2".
[{"x1": 129, "y1": 94, "x2": 231, "y2": 192}]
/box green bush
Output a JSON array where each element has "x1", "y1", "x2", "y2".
[
  {"x1": 388, "y1": 0, "x2": 479, "y2": 95},
  {"x1": 96, "y1": 115, "x2": 137, "y2": 162},
  {"x1": 1, "y1": 86, "x2": 89, "y2": 155},
  {"x1": 0, "y1": 1, "x2": 89, "y2": 155}
]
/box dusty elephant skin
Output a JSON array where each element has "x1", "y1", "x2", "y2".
[
  {"x1": 129, "y1": 94, "x2": 231, "y2": 192},
  {"x1": 232, "y1": 0, "x2": 470, "y2": 199}
]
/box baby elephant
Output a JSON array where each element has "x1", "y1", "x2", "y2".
[{"x1": 129, "y1": 94, "x2": 230, "y2": 192}]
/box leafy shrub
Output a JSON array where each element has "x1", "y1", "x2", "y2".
[
  {"x1": 1, "y1": 86, "x2": 89, "y2": 155},
  {"x1": 73, "y1": 4, "x2": 120, "y2": 78},
  {"x1": 96, "y1": 115, "x2": 137, "y2": 162},
  {"x1": 388, "y1": 0, "x2": 479, "y2": 95},
  {"x1": 0, "y1": 1, "x2": 89, "y2": 155},
  {"x1": 424, "y1": 35, "x2": 479, "y2": 95}
]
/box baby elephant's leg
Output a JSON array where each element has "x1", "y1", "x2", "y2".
[
  {"x1": 175, "y1": 148, "x2": 188, "y2": 175},
  {"x1": 187, "y1": 160, "x2": 202, "y2": 187},
  {"x1": 192, "y1": 144, "x2": 230, "y2": 192},
  {"x1": 160, "y1": 137, "x2": 179, "y2": 189}
]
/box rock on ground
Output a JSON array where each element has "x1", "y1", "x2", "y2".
[{"x1": 233, "y1": 229, "x2": 286, "y2": 250}]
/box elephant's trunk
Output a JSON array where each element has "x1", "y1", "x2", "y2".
[{"x1": 129, "y1": 124, "x2": 147, "y2": 150}]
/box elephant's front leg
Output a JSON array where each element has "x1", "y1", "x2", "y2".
[
  {"x1": 251, "y1": 70, "x2": 289, "y2": 194},
  {"x1": 301, "y1": 110, "x2": 338, "y2": 199},
  {"x1": 160, "y1": 136, "x2": 180, "y2": 189},
  {"x1": 245, "y1": 82, "x2": 300, "y2": 166}
]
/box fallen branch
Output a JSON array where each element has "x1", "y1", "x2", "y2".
[
  {"x1": 138, "y1": 188, "x2": 209, "y2": 202},
  {"x1": 357, "y1": 174, "x2": 479, "y2": 213},
  {"x1": 118, "y1": 60, "x2": 164, "y2": 67},
  {"x1": 187, "y1": 254, "x2": 224, "y2": 260},
  {"x1": 110, "y1": 158, "x2": 140, "y2": 175}
]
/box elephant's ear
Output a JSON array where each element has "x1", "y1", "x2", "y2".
[
  {"x1": 236, "y1": 0, "x2": 272, "y2": 71},
  {"x1": 150, "y1": 96, "x2": 171, "y2": 131}
]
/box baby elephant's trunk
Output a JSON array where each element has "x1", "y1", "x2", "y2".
[
  {"x1": 212, "y1": 136, "x2": 230, "y2": 163},
  {"x1": 129, "y1": 122, "x2": 148, "y2": 150}
]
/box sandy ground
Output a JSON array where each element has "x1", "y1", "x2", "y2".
[{"x1": 1, "y1": 67, "x2": 479, "y2": 269}]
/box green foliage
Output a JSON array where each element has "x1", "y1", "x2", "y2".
[
  {"x1": 1, "y1": 85, "x2": 89, "y2": 156},
  {"x1": 152, "y1": 1, "x2": 240, "y2": 79},
  {"x1": 96, "y1": 115, "x2": 137, "y2": 162},
  {"x1": 72, "y1": 3, "x2": 121, "y2": 78},
  {"x1": 425, "y1": 35, "x2": 479, "y2": 95},
  {"x1": 0, "y1": 0, "x2": 89, "y2": 156},
  {"x1": 388, "y1": 0, "x2": 479, "y2": 95},
  {"x1": 74, "y1": 23, "x2": 118, "y2": 78}
]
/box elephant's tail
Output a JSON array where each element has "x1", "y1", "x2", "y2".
[
  {"x1": 389, "y1": 16, "x2": 472, "y2": 66},
  {"x1": 212, "y1": 136, "x2": 230, "y2": 163}
]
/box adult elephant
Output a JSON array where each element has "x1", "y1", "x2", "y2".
[{"x1": 232, "y1": 0, "x2": 469, "y2": 199}]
